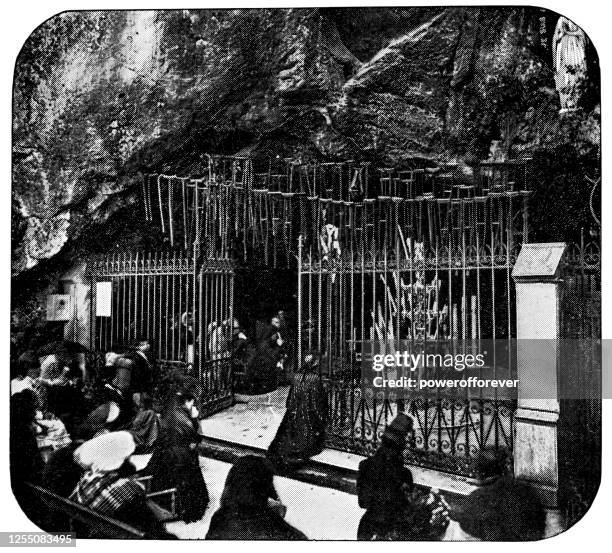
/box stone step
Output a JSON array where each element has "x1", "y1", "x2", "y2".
[
  {"x1": 196, "y1": 434, "x2": 478, "y2": 503},
  {"x1": 197, "y1": 435, "x2": 358, "y2": 495}
]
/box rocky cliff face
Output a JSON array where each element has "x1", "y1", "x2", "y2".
[{"x1": 12, "y1": 7, "x2": 599, "y2": 276}]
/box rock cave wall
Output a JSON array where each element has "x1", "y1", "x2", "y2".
[{"x1": 11, "y1": 7, "x2": 600, "y2": 346}]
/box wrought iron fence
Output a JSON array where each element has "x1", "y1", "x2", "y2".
[
  {"x1": 87, "y1": 250, "x2": 235, "y2": 415},
  {"x1": 297, "y1": 201, "x2": 522, "y2": 474},
  {"x1": 324, "y1": 380, "x2": 515, "y2": 475},
  {"x1": 559, "y1": 235, "x2": 601, "y2": 527}
]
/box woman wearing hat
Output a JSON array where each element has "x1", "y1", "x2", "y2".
[
  {"x1": 357, "y1": 408, "x2": 449, "y2": 540},
  {"x1": 146, "y1": 389, "x2": 209, "y2": 523},
  {"x1": 357, "y1": 410, "x2": 414, "y2": 539}
]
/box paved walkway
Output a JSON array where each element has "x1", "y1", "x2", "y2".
[
  {"x1": 198, "y1": 386, "x2": 480, "y2": 496},
  {"x1": 199, "y1": 387, "x2": 289, "y2": 449}
]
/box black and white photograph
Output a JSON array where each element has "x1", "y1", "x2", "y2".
[{"x1": 7, "y1": 4, "x2": 602, "y2": 542}]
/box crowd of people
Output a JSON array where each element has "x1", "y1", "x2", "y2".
[
  {"x1": 10, "y1": 335, "x2": 201, "y2": 536},
  {"x1": 10, "y1": 327, "x2": 546, "y2": 541}
]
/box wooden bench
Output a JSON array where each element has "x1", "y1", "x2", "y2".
[
  {"x1": 26, "y1": 480, "x2": 178, "y2": 537},
  {"x1": 26, "y1": 483, "x2": 147, "y2": 539}
]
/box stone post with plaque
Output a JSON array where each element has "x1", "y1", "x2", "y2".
[{"x1": 512, "y1": 243, "x2": 566, "y2": 509}]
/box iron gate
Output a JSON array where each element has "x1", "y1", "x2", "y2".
[{"x1": 88, "y1": 251, "x2": 235, "y2": 416}]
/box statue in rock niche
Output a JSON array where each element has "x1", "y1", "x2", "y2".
[{"x1": 553, "y1": 16, "x2": 587, "y2": 113}]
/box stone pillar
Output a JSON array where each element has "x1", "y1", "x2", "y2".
[{"x1": 511, "y1": 243, "x2": 566, "y2": 509}]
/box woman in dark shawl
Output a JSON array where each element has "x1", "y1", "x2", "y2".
[
  {"x1": 10, "y1": 390, "x2": 47, "y2": 529},
  {"x1": 357, "y1": 410, "x2": 450, "y2": 540},
  {"x1": 206, "y1": 456, "x2": 306, "y2": 540},
  {"x1": 147, "y1": 390, "x2": 209, "y2": 523},
  {"x1": 267, "y1": 351, "x2": 328, "y2": 472}
]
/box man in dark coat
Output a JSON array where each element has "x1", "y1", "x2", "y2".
[
  {"x1": 245, "y1": 317, "x2": 283, "y2": 394},
  {"x1": 207, "y1": 456, "x2": 306, "y2": 540},
  {"x1": 124, "y1": 338, "x2": 156, "y2": 400}
]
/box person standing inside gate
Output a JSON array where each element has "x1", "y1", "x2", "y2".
[
  {"x1": 231, "y1": 318, "x2": 250, "y2": 390},
  {"x1": 181, "y1": 312, "x2": 195, "y2": 367},
  {"x1": 246, "y1": 316, "x2": 284, "y2": 395},
  {"x1": 267, "y1": 351, "x2": 327, "y2": 472}
]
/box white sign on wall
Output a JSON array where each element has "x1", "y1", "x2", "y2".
[{"x1": 95, "y1": 281, "x2": 113, "y2": 317}]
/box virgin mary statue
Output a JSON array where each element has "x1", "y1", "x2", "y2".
[{"x1": 553, "y1": 16, "x2": 587, "y2": 113}]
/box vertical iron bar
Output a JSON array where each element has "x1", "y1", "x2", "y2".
[
  {"x1": 171, "y1": 252, "x2": 176, "y2": 360},
  {"x1": 146, "y1": 253, "x2": 151, "y2": 344},
  {"x1": 128, "y1": 252, "x2": 133, "y2": 343},
  {"x1": 178, "y1": 260, "x2": 183, "y2": 361},
  {"x1": 297, "y1": 236, "x2": 303, "y2": 372},
  {"x1": 229, "y1": 268, "x2": 235, "y2": 396},
  {"x1": 198, "y1": 267, "x2": 204, "y2": 390},
  {"x1": 308, "y1": 249, "x2": 313, "y2": 352}
]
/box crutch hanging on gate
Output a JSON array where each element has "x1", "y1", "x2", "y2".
[
  {"x1": 181, "y1": 178, "x2": 189, "y2": 250},
  {"x1": 157, "y1": 175, "x2": 166, "y2": 235},
  {"x1": 264, "y1": 192, "x2": 271, "y2": 265},
  {"x1": 167, "y1": 177, "x2": 175, "y2": 247},
  {"x1": 142, "y1": 174, "x2": 151, "y2": 222},
  {"x1": 282, "y1": 192, "x2": 293, "y2": 267}
]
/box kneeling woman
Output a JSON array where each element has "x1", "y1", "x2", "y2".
[{"x1": 148, "y1": 389, "x2": 209, "y2": 523}]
